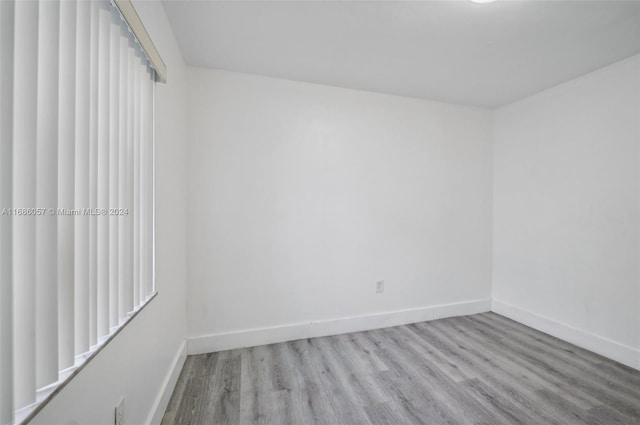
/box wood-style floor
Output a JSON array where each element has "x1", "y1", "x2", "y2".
[{"x1": 161, "y1": 313, "x2": 640, "y2": 425}]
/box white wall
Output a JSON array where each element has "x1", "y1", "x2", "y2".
[
  {"x1": 29, "y1": 2, "x2": 188, "y2": 424},
  {"x1": 492, "y1": 55, "x2": 640, "y2": 369},
  {"x1": 186, "y1": 68, "x2": 493, "y2": 351}
]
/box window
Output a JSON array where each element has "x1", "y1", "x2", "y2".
[{"x1": 0, "y1": 1, "x2": 165, "y2": 423}]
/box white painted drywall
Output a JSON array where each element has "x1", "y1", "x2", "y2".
[
  {"x1": 28, "y1": 2, "x2": 188, "y2": 424},
  {"x1": 186, "y1": 68, "x2": 493, "y2": 344},
  {"x1": 493, "y1": 55, "x2": 640, "y2": 365}
]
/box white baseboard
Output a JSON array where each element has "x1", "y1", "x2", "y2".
[
  {"x1": 146, "y1": 340, "x2": 188, "y2": 425},
  {"x1": 187, "y1": 298, "x2": 491, "y2": 355},
  {"x1": 492, "y1": 299, "x2": 640, "y2": 371}
]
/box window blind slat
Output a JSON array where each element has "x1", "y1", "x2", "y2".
[
  {"x1": 58, "y1": 0, "x2": 77, "y2": 371},
  {"x1": 74, "y1": 0, "x2": 91, "y2": 356},
  {"x1": 150, "y1": 72, "x2": 155, "y2": 295},
  {"x1": 97, "y1": 1, "x2": 110, "y2": 339},
  {"x1": 118, "y1": 34, "x2": 130, "y2": 320},
  {"x1": 88, "y1": 0, "x2": 99, "y2": 347},
  {"x1": 147, "y1": 70, "x2": 154, "y2": 296},
  {"x1": 0, "y1": 1, "x2": 14, "y2": 422},
  {"x1": 131, "y1": 46, "x2": 140, "y2": 309},
  {"x1": 12, "y1": 0, "x2": 39, "y2": 410},
  {"x1": 126, "y1": 40, "x2": 135, "y2": 314},
  {"x1": 35, "y1": 0, "x2": 60, "y2": 389},
  {"x1": 109, "y1": 9, "x2": 120, "y2": 329},
  {"x1": 138, "y1": 65, "x2": 146, "y2": 305}
]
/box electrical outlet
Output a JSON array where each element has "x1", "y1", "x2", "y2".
[
  {"x1": 376, "y1": 280, "x2": 384, "y2": 293},
  {"x1": 115, "y1": 397, "x2": 125, "y2": 425}
]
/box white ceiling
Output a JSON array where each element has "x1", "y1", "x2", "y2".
[{"x1": 162, "y1": 0, "x2": 640, "y2": 108}]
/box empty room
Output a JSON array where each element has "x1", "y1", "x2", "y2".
[{"x1": 1, "y1": 0, "x2": 639, "y2": 424}]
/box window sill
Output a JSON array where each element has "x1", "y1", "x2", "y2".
[{"x1": 15, "y1": 291, "x2": 158, "y2": 425}]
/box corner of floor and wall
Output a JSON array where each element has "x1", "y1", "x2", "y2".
[
  {"x1": 490, "y1": 53, "x2": 640, "y2": 372},
  {"x1": 27, "y1": 5, "x2": 640, "y2": 425}
]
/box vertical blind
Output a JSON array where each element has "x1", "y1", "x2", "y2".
[{"x1": 0, "y1": 1, "x2": 157, "y2": 423}]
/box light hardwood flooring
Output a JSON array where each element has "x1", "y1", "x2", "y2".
[{"x1": 161, "y1": 312, "x2": 640, "y2": 425}]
